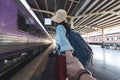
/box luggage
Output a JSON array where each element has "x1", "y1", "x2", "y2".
[{"x1": 54, "y1": 55, "x2": 67, "y2": 80}]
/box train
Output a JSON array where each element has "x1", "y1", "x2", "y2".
[
  {"x1": 87, "y1": 33, "x2": 120, "y2": 50},
  {"x1": 0, "y1": 0, "x2": 53, "y2": 76}
]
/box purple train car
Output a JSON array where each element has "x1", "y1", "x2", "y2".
[{"x1": 0, "y1": 0, "x2": 52, "y2": 75}]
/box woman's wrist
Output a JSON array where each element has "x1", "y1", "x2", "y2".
[{"x1": 65, "y1": 50, "x2": 73, "y2": 57}]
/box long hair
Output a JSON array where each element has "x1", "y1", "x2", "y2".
[{"x1": 57, "y1": 21, "x2": 71, "y2": 33}]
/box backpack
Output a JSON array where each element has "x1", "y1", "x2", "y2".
[{"x1": 66, "y1": 30, "x2": 93, "y2": 67}]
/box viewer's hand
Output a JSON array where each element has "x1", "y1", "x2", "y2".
[{"x1": 66, "y1": 57, "x2": 96, "y2": 80}]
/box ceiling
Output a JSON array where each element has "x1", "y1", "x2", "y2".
[{"x1": 26, "y1": 0, "x2": 120, "y2": 35}]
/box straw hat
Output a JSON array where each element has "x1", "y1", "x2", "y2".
[{"x1": 51, "y1": 9, "x2": 67, "y2": 23}]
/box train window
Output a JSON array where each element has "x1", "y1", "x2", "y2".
[
  {"x1": 97, "y1": 39, "x2": 99, "y2": 41},
  {"x1": 104, "y1": 38, "x2": 107, "y2": 41},
  {"x1": 17, "y1": 12, "x2": 30, "y2": 33},
  {"x1": 114, "y1": 37, "x2": 117, "y2": 40},
  {"x1": 109, "y1": 38, "x2": 111, "y2": 40},
  {"x1": 96, "y1": 39, "x2": 98, "y2": 41},
  {"x1": 44, "y1": 18, "x2": 52, "y2": 25},
  {"x1": 94, "y1": 38, "x2": 96, "y2": 41},
  {"x1": 117, "y1": 37, "x2": 120, "y2": 40},
  {"x1": 25, "y1": 18, "x2": 31, "y2": 24},
  {"x1": 111, "y1": 38, "x2": 114, "y2": 40}
]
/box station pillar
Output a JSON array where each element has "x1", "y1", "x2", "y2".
[
  {"x1": 86, "y1": 33, "x2": 89, "y2": 44},
  {"x1": 101, "y1": 28, "x2": 105, "y2": 47},
  {"x1": 70, "y1": 18, "x2": 74, "y2": 29}
]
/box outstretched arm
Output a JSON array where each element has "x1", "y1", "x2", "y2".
[{"x1": 65, "y1": 52, "x2": 96, "y2": 80}]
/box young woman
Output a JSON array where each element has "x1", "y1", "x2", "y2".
[{"x1": 51, "y1": 9, "x2": 95, "y2": 80}]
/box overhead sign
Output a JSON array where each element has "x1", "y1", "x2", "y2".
[{"x1": 45, "y1": 18, "x2": 52, "y2": 25}]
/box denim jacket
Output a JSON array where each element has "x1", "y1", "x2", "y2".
[{"x1": 55, "y1": 25, "x2": 74, "y2": 54}]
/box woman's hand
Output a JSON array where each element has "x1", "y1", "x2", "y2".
[
  {"x1": 66, "y1": 57, "x2": 84, "y2": 78},
  {"x1": 65, "y1": 50, "x2": 74, "y2": 65},
  {"x1": 65, "y1": 50, "x2": 84, "y2": 78}
]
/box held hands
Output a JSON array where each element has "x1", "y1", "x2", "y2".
[
  {"x1": 65, "y1": 51, "x2": 84, "y2": 79},
  {"x1": 67, "y1": 57, "x2": 85, "y2": 79},
  {"x1": 65, "y1": 50, "x2": 96, "y2": 80}
]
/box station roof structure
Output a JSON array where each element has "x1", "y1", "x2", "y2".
[{"x1": 26, "y1": 0, "x2": 120, "y2": 35}]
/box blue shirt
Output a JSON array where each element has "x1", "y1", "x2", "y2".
[{"x1": 55, "y1": 25, "x2": 74, "y2": 54}]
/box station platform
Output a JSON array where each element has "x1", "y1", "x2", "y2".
[
  {"x1": 88, "y1": 45, "x2": 120, "y2": 80},
  {"x1": 40, "y1": 45, "x2": 120, "y2": 80},
  {"x1": 10, "y1": 45, "x2": 120, "y2": 80}
]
